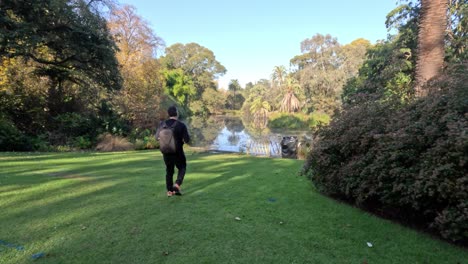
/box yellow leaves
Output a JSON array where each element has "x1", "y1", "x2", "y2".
[{"x1": 0, "y1": 57, "x2": 18, "y2": 89}]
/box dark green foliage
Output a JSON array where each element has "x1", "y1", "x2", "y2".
[
  {"x1": 98, "y1": 100, "x2": 132, "y2": 136},
  {"x1": 268, "y1": 112, "x2": 330, "y2": 129},
  {"x1": 303, "y1": 72, "x2": 468, "y2": 243},
  {"x1": 0, "y1": 0, "x2": 126, "y2": 151},
  {"x1": 268, "y1": 113, "x2": 308, "y2": 129},
  {"x1": 0, "y1": 117, "x2": 31, "y2": 151},
  {"x1": 342, "y1": 3, "x2": 418, "y2": 104},
  {"x1": 129, "y1": 128, "x2": 159, "y2": 150},
  {"x1": 225, "y1": 93, "x2": 245, "y2": 111},
  {"x1": 342, "y1": 40, "x2": 416, "y2": 104},
  {"x1": 0, "y1": 0, "x2": 122, "y2": 90},
  {"x1": 50, "y1": 113, "x2": 96, "y2": 145}
]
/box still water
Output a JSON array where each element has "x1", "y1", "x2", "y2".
[{"x1": 185, "y1": 115, "x2": 312, "y2": 158}]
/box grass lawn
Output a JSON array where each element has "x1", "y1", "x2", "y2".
[{"x1": 0, "y1": 150, "x2": 466, "y2": 263}]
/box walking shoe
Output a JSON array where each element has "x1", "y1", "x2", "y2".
[
  {"x1": 173, "y1": 184, "x2": 182, "y2": 196},
  {"x1": 167, "y1": 191, "x2": 174, "y2": 197}
]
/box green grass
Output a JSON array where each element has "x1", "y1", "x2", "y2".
[{"x1": 0, "y1": 151, "x2": 466, "y2": 263}]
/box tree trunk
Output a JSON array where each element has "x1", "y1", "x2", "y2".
[{"x1": 414, "y1": 0, "x2": 448, "y2": 97}]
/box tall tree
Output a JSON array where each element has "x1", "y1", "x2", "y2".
[
  {"x1": 108, "y1": 4, "x2": 165, "y2": 128},
  {"x1": 280, "y1": 76, "x2": 301, "y2": 113},
  {"x1": 0, "y1": 0, "x2": 121, "y2": 91},
  {"x1": 271, "y1": 65, "x2": 287, "y2": 87},
  {"x1": 161, "y1": 43, "x2": 226, "y2": 101},
  {"x1": 0, "y1": 0, "x2": 121, "y2": 118},
  {"x1": 414, "y1": 0, "x2": 449, "y2": 97},
  {"x1": 0, "y1": 0, "x2": 123, "y2": 146},
  {"x1": 291, "y1": 34, "x2": 346, "y2": 114},
  {"x1": 108, "y1": 4, "x2": 164, "y2": 68},
  {"x1": 228, "y1": 79, "x2": 241, "y2": 110}
]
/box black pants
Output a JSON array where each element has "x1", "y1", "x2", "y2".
[{"x1": 163, "y1": 152, "x2": 187, "y2": 191}]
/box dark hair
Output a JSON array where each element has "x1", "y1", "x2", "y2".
[{"x1": 168, "y1": 106, "x2": 178, "y2": 117}]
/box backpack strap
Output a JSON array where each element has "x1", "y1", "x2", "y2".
[{"x1": 168, "y1": 120, "x2": 178, "y2": 129}]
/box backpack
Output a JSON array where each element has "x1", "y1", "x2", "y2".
[{"x1": 157, "y1": 120, "x2": 178, "y2": 154}]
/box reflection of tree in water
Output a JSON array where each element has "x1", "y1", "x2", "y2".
[
  {"x1": 224, "y1": 118, "x2": 244, "y2": 133},
  {"x1": 186, "y1": 115, "x2": 313, "y2": 157},
  {"x1": 186, "y1": 116, "x2": 224, "y2": 147},
  {"x1": 224, "y1": 117, "x2": 244, "y2": 146},
  {"x1": 241, "y1": 115, "x2": 270, "y2": 139},
  {"x1": 227, "y1": 134, "x2": 240, "y2": 146}
]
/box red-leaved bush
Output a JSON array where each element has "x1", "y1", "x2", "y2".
[{"x1": 303, "y1": 71, "x2": 467, "y2": 243}]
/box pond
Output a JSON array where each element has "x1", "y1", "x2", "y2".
[{"x1": 185, "y1": 115, "x2": 313, "y2": 158}]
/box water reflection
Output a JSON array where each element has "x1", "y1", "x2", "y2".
[{"x1": 186, "y1": 115, "x2": 312, "y2": 158}]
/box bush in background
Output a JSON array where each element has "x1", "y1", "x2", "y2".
[
  {"x1": 308, "y1": 112, "x2": 331, "y2": 128},
  {"x1": 0, "y1": 117, "x2": 31, "y2": 151},
  {"x1": 268, "y1": 112, "x2": 330, "y2": 129},
  {"x1": 302, "y1": 72, "x2": 467, "y2": 243},
  {"x1": 130, "y1": 128, "x2": 159, "y2": 150},
  {"x1": 96, "y1": 133, "x2": 134, "y2": 152},
  {"x1": 268, "y1": 112, "x2": 309, "y2": 129}
]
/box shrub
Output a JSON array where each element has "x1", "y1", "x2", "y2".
[
  {"x1": 30, "y1": 135, "x2": 52, "y2": 152},
  {"x1": 51, "y1": 112, "x2": 99, "y2": 146},
  {"x1": 268, "y1": 112, "x2": 309, "y2": 129},
  {"x1": 134, "y1": 137, "x2": 159, "y2": 150},
  {"x1": 54, "y1": 145, "x2": 73, "y2": 152},
  {"x1": 134, "y1": 139, "x2": 146, "y2": 150},
  {"x1": 144, "y1": 136, "x2": 159, "y2": 149},
  {"x1": 129, "y1": 129, "x2": 159, "y2": 150},
  {"x1": 268, "y1": 112, "x2": 330, "y2": 129},
  {"x1": 95, "y1": 133, "x2": 134, "y2": 152},
  {"x1": 303, "y1": 72, "x2": 468, "y2": 243},
  {"x1": 73, "y1": 136, "x2": 93, "y2": 149},
  {"x1": 0, "y1": 117, "x2": 31, "y2": 151},
  {"x1": 309, "y1": 112, "x2": 331, "y2": 128}
]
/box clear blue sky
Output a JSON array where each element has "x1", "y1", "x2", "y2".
[{"x1": 120, "y1": 0, "x2": 398, "y2": 89}]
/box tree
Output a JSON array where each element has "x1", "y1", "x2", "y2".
[
  {"x1": 108, "y1": 4, "x2": 165, "y2": 128},
  {"x1": 291, "y1": 34, "x2": 370, "y2": 114},
  {"x1": 0, "y1": 0, "x2": 123, "y2": 147},
  {"x1": 201, "y1": 88, "x2": 226, "y2": 115},
  {"x1": 161, "y1": 43, "x2": 226, "y2": 101},
  {"x1": 108, "y1": 4, "x2": 164, "y2": 69},
  {"x1": 228, "y1": 79, "x2": 242, "y2": 110},
  {"x1": 414, "y1": 0, "x2": 449, "y2": 97},
  {"x1": 291, "y1": 34, "x2": 343, "y2": 113},
  {"x1": 280, "y1": 76, "x2": 301, "y2": 113},
  {"x1": 162, "y1": 69, "x2": 196, "y2": 106},
  {"x1": 0, "y1": 0, "x2": 121, "y2": 93},
  {"x1": 291, "y1": 34, "x2": 341, "y2": 71},
  {"x1": 271, "y1": 65, "x2": 287, "y2": 87}
]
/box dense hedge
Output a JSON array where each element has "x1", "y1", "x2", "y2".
[{"x1": 303, "y1": 74, "x2": 467, "y2": 243}]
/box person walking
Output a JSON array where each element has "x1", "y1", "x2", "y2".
[{"x1": 156, "y1": 106, "x2": 190, "y2": 197}]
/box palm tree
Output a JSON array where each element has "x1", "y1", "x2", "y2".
[
  {"x1": 414, "y1": 0, "x2": 449, "y2": 97},
  {"x1": 280, "y1": 76, "x2": 301, "y2": 113},
  {"x1": 271, "y1": 65, "x2": 287, "y2": 88}
]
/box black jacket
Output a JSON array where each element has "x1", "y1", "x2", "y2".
[{"x1": 156, "y1": 119, "x2": 190, "y2": 153}]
